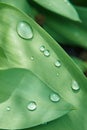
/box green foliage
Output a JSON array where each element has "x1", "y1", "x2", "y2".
[
  {"x1": 33, "y1": 0, "x2": 80, "y2": 21},
  {"x1": 0, "y1": 68, "x2": 73, "y2": 129},
  {"x1": 28, "y1": 0, "x2": 87, "y2": 48},
  {"x1": 0, "y1": 0, "x2": 87, "y2": 130}
]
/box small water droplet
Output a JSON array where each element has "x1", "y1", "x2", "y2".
[
  {"x1": 72, "y1": 80, "x2": 80, "y2": 91},
  {"x1": 55, "y1": 60, "x2": 61, "y2": 67},
  {"x1": 56, "y1": 73, "x2": 59, "y2": 76},
  {"x1": 44, "y1": 50, "x2": 50, "y2": 57},
  {"x1": 30, "y1": 56, "x2": 34, "y2": 61},
  {"x1": 27, "y1": 101, "x2": 37, "y2": 111},
  {"x1": 50, "y1": 93, "x2": 60, "y2": 102},
  {"x1": 17, "y1": 21, "x2": 33, "y2": 39},
  {"x1": 6, "y1": 106, "x2": 11, "y2": 111},
  {"x1": 40, "y1": 45, "x2": 45, "y2": 52}
]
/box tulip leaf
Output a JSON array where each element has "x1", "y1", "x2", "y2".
[
  {"x1": 72, "y1": 57, "x2": 87, "y2": 73},
  {"x1": 44, "y1": 13, "x2": 87, "y2": 48},
  {"x1": 28, "y1": 1, "x2": 87, "y2": 48},
  {"x1": 0, "y1": 2, "x2": 86, "y2": 104},
  {"x1": 0, "y1": 3, "x2": 87, "y2": 130},
  {"x1": 0, "y1": 0, "x2": 32, "y2": 16},
  {"x1": 33, "y1": 0, "x2": 80, "y2": 21},
  {"x1": 75, "y1": 6, "x2": 87, "y2": 25},
  {"x1": 0, "y1": 68, "x2": 73, "y2": 129}
]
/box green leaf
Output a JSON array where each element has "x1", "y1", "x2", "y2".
[
  {"x1": 0, "y1": 2, "x2": 86, "y2": 103},
  {"x1": 0, "y1": 3, "x2": 87, "y2": 130},
  {"x1": 0, "y1": 68, "x2": 73, "y2": 129},
  {"x1": 33, "y1": 0, "x2": 80, "y2": 21},
  {"x1": 0, "y1": 0, "x2": 32, "y2": 16},
  {"x1": 72, "y1": 57, "x2": 87, "y2": 73},
  {"x1": 75, "y1": 6, "x2": 87, "y2": 25},
  {"x1": 44, "y1": 12, "x2": 87, "y2": 48},
  {"x1": 28, "y1": 1, "x2": 87, "y2": 48}
]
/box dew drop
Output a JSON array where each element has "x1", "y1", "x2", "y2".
[
  {"x1": 27, "y1": 101, "x2": 37, "y2": 111},
  {"x1": 50, "y1": 93, "x2": 60, "y2": 102},
  {"x1": 30, "y1": 56, "x2": 34, "y2": 61},
  {"x1": 72, "y1": 80, "x2": 80, "y2": 91},
  {"x1": 6, "y1": 106, "x2": 11, "y2": 111},
  {"x1": 44, "y1": 50, "x2": 50, "y2": 57},
  {"x1": 55, "y1": 60, "x2": 61, "y2": 67},
  {"x1": 17, "y1": 21, "x2": 33, "y2": 39},
  {"x1": 56, "y1": 73, "x2": 59, "y2": 76},
  {"x1": 40, "y1": 45, "x2": 45, "y2": 52}
]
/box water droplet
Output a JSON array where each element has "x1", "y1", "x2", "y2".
[
  {"x1": 30, "y1": 56, "x2": 34, "y2": 61},
  {"x1": 44, "y1": 50, "x2": 50, "y2": 57},
  {"x1": 6, "y1": 106, "x2": 11, "y2": 111},
  {"x1": 72, "y1": 80, "x2": 80, "y2": 91},
  {"x1": 17, "y1": 21, "x2": 33, "y2": 39},
  {"x1": 55, "y1": 60, "x2": 61, "y2": 67},
  {"x1": 40, "y1": 45, "x2": 45, "y2": 52},
  {"x1": 27, "y1": 101, "x2": 37, "y2": 111},
  {"x1": 56, "y1": 73, "x2": 59, "y2": 76},
  {"x1": 50, "y1": 93, "x2": 60, "y2": 102}
]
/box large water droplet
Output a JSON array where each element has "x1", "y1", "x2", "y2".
[
  {"x1": 6, "y1": 106, "x2": 11, "y2": 111},
  {"x1": 44, "y1": 50, "x2": 50, "y2": 57},
  {"x1": 72, "y1": 80, "x2": 80, "y2": 91},
  {"x1": 55, "y1": 60, "x2": 61, "y2": 67},
  {"x1": 50, "y1": 93, "x2": 60, "y2": 102},
  {"x1": 27, "y1": 101, "x2": 37, "y2": 111},
  {"x1": 40, "y1": 45, "x2": 45, "y2": 52},
  {"x1": 17, "y1": 21, "x2": 33, "y2": 39}
]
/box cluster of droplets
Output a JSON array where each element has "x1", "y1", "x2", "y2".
[
  {"x1": 39, "y1": 45, "x2": 80, "y2": 92},
  {"x1": 6, "y1": 92, "x2": 60, "y2": 112},
  {"x1": 26, "y1": 80, "x2": 80, "y2": 111},
  {"x1": 40, "y1": 45, "x2": 50, "y2": 57},
  {"x1": 26, "y1": 81, "x2": 80, "y2": 112},
  {"x1": 6, "y1": 80, "x2": 80, "y2": 112},
  {"x1": 27, "y1": 93, "x2": 60, "y2": 111},
  {"x1": 40, "y1": 45, "x2": 61, "y2": 67},
  {"x1": 16, "y1": 21, "x2": 80, "y2": 113}
]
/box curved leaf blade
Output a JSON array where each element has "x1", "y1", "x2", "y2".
[
  {"x1": 0, "y1": 2, "x2": 86, "y2": 106},
  {"x1": 75, "y1": 6, "x2": 87, "y2": 25},
  {"x1": 0, "y1": 3, "x2": 87, "y2": 130},
  {"x1": 28, "y1": 1, "x2": 87, "y2": 48},
  {"x1": 0, "y1": 0, "x2": 32, "y2": 16},
  {"x1": 33, "y1": 0, "x2": 80, "y2": 21},
  {"x1": 72, "y1": 57, "x2": 87, "y2": 73},
  {"x1": 0, "y1": 68, "x2": 73, "y2": 129}
]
